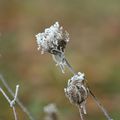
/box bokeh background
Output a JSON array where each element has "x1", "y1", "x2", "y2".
[{"x1": 0, "y1": 0, "x2": 120, "y2": 120}]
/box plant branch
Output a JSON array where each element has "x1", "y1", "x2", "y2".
[
  {"x1": 64, "y1": 57, "x2": 113, "y2": 120},
  {"x1": 64, "y1": 58, "x2": 76, "y2": 75},
  {"x1": 0, "y1": 85, "x2": 19, "y2": 120},
  {"x1": 0, "y1": 74, "x2": 35, "y2": 120}
]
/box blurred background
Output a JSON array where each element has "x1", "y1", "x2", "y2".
[{"x1": 0, "y1": 0, "x2": 120, "y2": 120}]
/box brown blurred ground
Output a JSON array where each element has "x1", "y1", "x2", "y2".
[{"x1": 0, "y1": 0, "x2": 120, "y2": 120}]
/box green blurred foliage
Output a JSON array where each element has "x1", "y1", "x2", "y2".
[{"x1": 0, "y1": 0, "x2": 120, "y2": 120}]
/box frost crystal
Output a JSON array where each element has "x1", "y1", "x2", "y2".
[
  {"x1": 64, "y1": 72, "x2": 88, "y2": 114},
  {"x1": 35, "y1": 22, "x2": 69, "y2": 73}
]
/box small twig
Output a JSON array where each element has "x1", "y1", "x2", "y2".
[
  {"x1": 0, "y1": 87, "x2": 11, "y2": 103},
  {"x1": 0, "y1": 85, "x2": 19, "y2": 120},
  {"x1": 13, "y1": 106, "x2": 18, "y2": 120},
  {"x1": 10, "y1": 85, "x2": 19, "y2": 107},
  {"x1": 13, "y1": 85, "x2": 19, "y2": 102},
  {"x1": 0, "y1": 74, "x2": 35, "y2": 120}
]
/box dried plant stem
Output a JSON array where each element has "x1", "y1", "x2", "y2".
[
  {"x1": 13, "y1": 107, "x2": 18, "y2": 120},
  {"x1": 0, "y1": 86, "x2": 18, "y2": 120},
  {"x1": 64, "y1": 58, "x2": 76, "y2": 75},
  {"x1": 64, "y1": 59, "x2": 113, "y2": 120},
  {"x1": 0, "y1": 87, "x2": 11, "y2": 103},
  {"x1": 78, "y1": 106, "x2": 84, "y2": 120},
  {"x1": 0, "y1": 74, "x2": 35, "y2": 120},
  {"x1": 89, "y1": 88, "x2": 113, "y2": 120},
  {"x1": 16, "y1": 99, "x2": 35, "y2": 120}
]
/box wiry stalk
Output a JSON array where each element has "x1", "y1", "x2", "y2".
[
  {"x1": 64, "y1": 58, "x2": 76, "y2": 75},
  {"x1": 0, "y1": 86, "x2": 18, "y2": 120},
  {"x1": 13, "y1": 107, "x2": 18, "y2": 120},
  {"x1": 0, "y1": 74, "x2": 35, "y2": 120},
  {"x1": 89, "y1": 88, "x2": 113, "y2": 120},
  {"x1": 64, "y1": 58, "x2": 113, "y2": 120}
]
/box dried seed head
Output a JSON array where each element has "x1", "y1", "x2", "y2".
[
  {"x1": 35, "y1": 22, "x2": 69, "y2": 54},
  {"x1": 64, "y1": 72, "x2": 88, "y2": 114},
  {"x1": 44, "y1": 103, "x2": 58, "y2": 120},
  {"x1": 35, "y1": 22, "x2": 69, "y2": 73}
]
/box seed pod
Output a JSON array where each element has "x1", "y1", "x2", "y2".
[
  {"x1": 44, "y1": 103, "x2": 58, "y2": 120},
  {"x1": 35, "y1": 22, "x2": 69, "y2": 54},
  {"x1": 64, "y1": 72, "x2": 89, "y2": 114}
]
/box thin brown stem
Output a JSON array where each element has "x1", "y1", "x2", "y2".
[
  {"x1": 89, "y1": 88, "x2": 113, "y2": 120},
  {"x1": 64, "y1": 58, "x2": 76, "y2": 75}
]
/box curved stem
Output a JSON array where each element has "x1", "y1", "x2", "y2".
[
  {"x1": 89, "y1": 88, "x2": 113, "y2": 120},
  {"x1": 64, "y1": 58, "x2": 76, "y2": 75}
]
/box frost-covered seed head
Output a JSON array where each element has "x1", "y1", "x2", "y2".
[
  {"x1": 64, "y1": 72, "x2": 88, "y2": 114},
  {"x1": 44, "y1": 103, "x2": 58, "y2": 115},
  {"x1": 44, "y1": 103, "x2": 58, "y2": 120},
  {"x1": 35, "y1": 22, "x2": 69, "y2": 54},
  {"x1": 35, "y1": 22, "x2": 69, "y2": 73}
]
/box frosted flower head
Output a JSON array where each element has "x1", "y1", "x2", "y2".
[
  {"x1": 44, "y1": 103, "x2": 58, "y2": 120},
  {"x1": 35, "y1": 22, "x2": 69, "y2": 73},
  {"x1": 64, "y1": 72, "x2": 88, "y2": 114},
  {"x1": 35, "y1": 22, "x2": 69, "y2": 54},
  {"x1": 44, "y1": 103, "x2": 58, "y2": 115}
]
